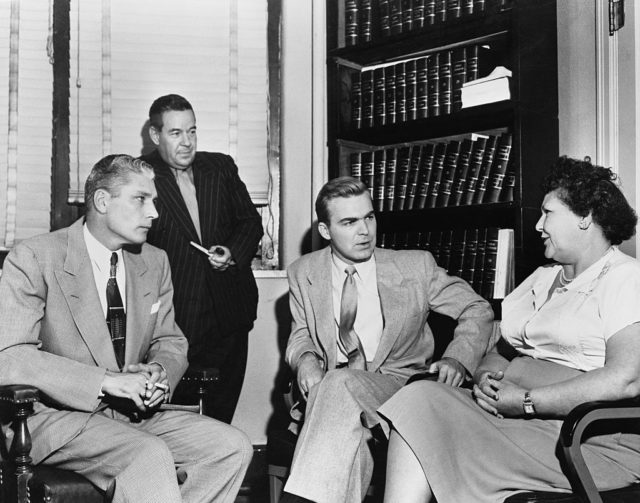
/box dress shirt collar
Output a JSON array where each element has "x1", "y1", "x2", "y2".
[
  {"x1": 331, "y1": 252, "x2": 376, "y2": 283},
  {"x1": 83, "y1": 223, "x2": 123, "y2": 271}
]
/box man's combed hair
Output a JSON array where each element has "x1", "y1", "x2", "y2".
[
  {"x1": 315, "y1": 176, "x2": 369, "y2": 224},
  {"x1": 85, "y1": 154, "x2": 154, "y2": 213},
  {"x1": 542, "y1": 156, "x2": 637, "y2": 245},
  {"x1": 148, "y1": 94, "x2": 194, "y2": 130}
]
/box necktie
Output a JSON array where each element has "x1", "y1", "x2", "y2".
[
  {"x1": 106, "y1": 252, "x2": 126, "y2": 369},
  {"x1": 174, "y1": 167, "x2": 202, "y2": 241},
  {"x1": 339, "y1": 265, "x2": 367, "y2": 370}
]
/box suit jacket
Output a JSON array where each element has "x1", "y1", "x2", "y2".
[
  {"x1": 141, "y1": 150, "x2": 263, "y2": 336},
  {"x1": 0, "y1": 218, "x2": 188, "y2": 463},
  {"x1": 285, "y1": 247, "x2": 494, "y2": 381}
]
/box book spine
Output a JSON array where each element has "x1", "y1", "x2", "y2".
[
  {"x1": 361, "y1": 151, "x2": 375, "y2": 199},
  {"x1": 359, "y1": 0, "x2": 373, "y2": 44},
  {"x1": 427, "y1": 230, "x2": 442, "y2": 262},
  {"x1": 415, "y1": 143, "x2": 435, "y2": 209},
  {"x1": 351, "y1": 73, "x2": 362, "y2": 129},
  {"x1": 373, "y1": 149, "x2": 387, "y2": 212},
  {"x1": 402, "y1": 0, "x2": 414, "y2": 32},
  {"x1": 435, "y1": 0, "x2": 447, "y2": 23},
  {"x1": 481, "y1": 227, "x2": 500, "y2": 299},
  {"x1": 452, "y1": 47, "x2": 467, "y2": 112},
  {"x1": 379, "y1": 0, "x2": 391, "y2": 38},
  {"x1": 472, "y1": 227, "x2": 486, "y2": 294},
  {"x1": 462, "y1": 136, "x2": 487, "y2": 205},
  {"x1": 485, "y1": 133, "x2": 512, "y2": 203},
  {"x1": 466, "y1": 44, "x2": 479, "y2": 82},
  {"x1": 394, "y1": 146, "x2": 412, "y2": 211},
  {"x1": 449, "y1": 228, "x2": 467, "y2": 278},
  {"x1": 473, "y1": 0, "x2": 485, "y2": 13},
  {"x1": 501, "y1": 169, "x2": 515, "y2": 203},
  {"x1": 436, "y1": 140, "x2": 461, "y2": 207},
  {"x1": 361, "y1": 69, "x2": 375, "y2": 129},
  {"x1": 345, "y1": 0, "x2": 359, "y2": 47},
  {"x1": 413, "y1": 0, "x2": 427, "y2": 30},
  {"x1": 427, "y1": 53, "x2": 440, "y2": 118},
  {"x1": 447, "y1": 0, "x2": 462, "y2": 20},
  {"x1": 461, "y1": 228, "x2": 478, "y2": 284},
  {"x1": 390, "y1": 0, "x2": 403, "y2": 36},
  {"x1": 373, "y1": 67, "x2": 386, "y2": 126},
  {"x1": 350, "y1": 151, "x2": 362, "y2": 179},
  {"x1": 416, "y1": 56, "x2": 429, "y2": 119},
  {"x1": 473, "y1": 134, "x2": 498, "y2": 205},
  {"x1": 439, "y1": 230, "x2": 454, "y2": 272},
  {"x1": 462, "y1": 0, "x2": 474, "y2": 15},
  {"x1": 384, "y1": 65, "x2": 397, "y2": 125},
  {"x1": 404, "y1": 145, "x2": 423, "y2": 210},
  {"x1": 425, "y1": 142, "x2": 447, "y2": 208},
  {"x1": 438, "y1": 50, "x2": 452, "y2": 116},
  {"x1": 425, "y1": 0, "x2": 436, "y2": 25},
  {"x1": 451, "y1": 138, "x2": 474, "y2": 206},
  {"x1": 405, "y1": 59, "x2": 418, "y2": 122},
  {"x1": 395, "y1": 62, "x2": 407, "y2": 123},
  {"x1": 384, "y1": 148, "x2": 397, "y2": 211}
]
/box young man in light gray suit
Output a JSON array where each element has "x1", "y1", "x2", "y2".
[
  {"x1": 0, "y1": 155, "x2": 252, "y2": 503},
  {"x1": 280, "y1": 177, "x2": 494, "y2": 503}
]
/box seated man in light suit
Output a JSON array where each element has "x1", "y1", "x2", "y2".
[
  {"x1": 0, "y1": 154, "x2": 252, "y2": 503},
  {"x1": 280, "y1": 177, "x2": 494, "y2": 503}
]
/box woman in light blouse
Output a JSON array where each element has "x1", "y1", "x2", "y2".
[{"x1": 379, "y1": 156, "x2": 640, "y2": 502}]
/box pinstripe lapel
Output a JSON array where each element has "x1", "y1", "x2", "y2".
[
  {"x1": 123, "y1": 248, "x2": 153, "y2": 366},
  {"x1": 370, "y1": 250, "x2": 408, "y2": 370},
  {"x1": 307, "y1": 247, "x2": 336, "y2": 368},
  {"x1": 55, "y1": 220, "x2": 119, "y2": 370},
  {"x1": 151, "y1": 152, "x2": 202, "y2": 244},
  {"x1": 192, "y1": 154, "x2": 219, "y2": 245}
]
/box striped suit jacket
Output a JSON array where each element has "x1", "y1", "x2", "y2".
[{"x1": 142, "y1": 150, "x2": 263, "y2": 338}]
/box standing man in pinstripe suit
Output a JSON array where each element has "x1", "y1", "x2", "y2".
[{"x1": 142, "y1": 94, "x2": 263, "y2": 423}]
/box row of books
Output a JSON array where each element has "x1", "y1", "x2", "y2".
[
  {"x1": 351, "y1": 44, "x2": 499, "y2": 128},
  {"x1": 350, "y1": 132, "x2": 513, "y2": 212},
  {"x1": 378, "y1": 227, "x2": 515, "y2": 299},
  {"x1": 345, "y1": 0, "x2": 507, "y2": 47}
]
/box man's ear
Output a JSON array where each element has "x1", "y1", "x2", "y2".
[
  {"x1": 318, "y1": 221, "x2": 331, "y2": 241},
  {"x1": 149, "y1": 125, "x2": 160, "y2": 146},
  {"x1": 93, "y1": 188, "x2": 111, "y2": 215}
]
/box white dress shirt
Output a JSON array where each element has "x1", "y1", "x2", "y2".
[
  {"x1": 331, "y1": 253, "x2": 383, "y2": 363},
  {"x1": 83, "y1": 224, "x2": 126, "y2": 317}
]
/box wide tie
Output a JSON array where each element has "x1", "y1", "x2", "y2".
[
  {"x1": 106, "y1": 252, "x2": 126, "y2": 369},
  {"x1": 174, "y1": 167, "x2": 202, "y2": 241},
  {"x1": 339, "y1": 265, "x2": 367, "y2": 370}
]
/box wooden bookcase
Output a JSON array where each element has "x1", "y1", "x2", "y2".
[{"x1": 326, "y1": 0, "x2": 558, "y2": 313}]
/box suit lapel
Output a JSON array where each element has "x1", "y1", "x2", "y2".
[
  {"x1": 55, "y1": 220, "x2": 119, "y2": 370},
  {"x1": 371, "y1": 251, "x2": 408, "y2": 370},
  {"x1": 123, "y1": 249, "x2": 153, "y2": 365},
  {"x1": 192, "y1": 155, "x2": 219, "y2": 245},
  {"x1": 151, "y1": 152, "x2": 202, "y2": 244},
  {"x1": 307, "y1": 248, "x2": 337, "y2": 368}
]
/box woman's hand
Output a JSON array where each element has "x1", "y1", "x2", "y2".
[
  {"x1": 474, "y1": 376, "x2": 529, "y2": 419},
  {"x1": 473, "y1": 370, "x2": 504, "y2": 417}
]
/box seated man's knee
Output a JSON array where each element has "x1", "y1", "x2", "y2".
[
  {"x1": 320, "y1": 368, "x2": 358, "y2": 389},
  {"x1": 133, "y1": 434, "x2": 174, "y2": 467},
  {"x1": 196, "y1": 419, "x2": 253, "y2": 469}
]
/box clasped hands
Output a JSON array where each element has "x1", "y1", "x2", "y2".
[
  {"x1": 207, "y1": 245, "x2": 236, "y2": 271},
  {"x1": 473, "y1": 370, "x2": 527, "y2": 419},
  {"x1": 100, "y1": 362, "x2": 169, "y2": 412}
]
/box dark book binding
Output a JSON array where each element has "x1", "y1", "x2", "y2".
[
  {"x1": 451, "y1": 138, "x2": 474, "y2": 206},
  {"x1": 461, "y1": 228, "x2": 479, "y2": 284},
  {"x1": 395, "y1": 62, "x2": 407, "y2": 123},
  {"x1": 373, "y1": 149, "x2": 387, "y2": 212},
  {"x1": 435, "y1": 0, "x2": 447, "y2": 23},
  {"x1": 405, "y1": 59, "x2": 418, "y2": 121},
  {"x1": 373, "y1": 67, "x2": 387, "y2": 126},
  {"x1": 427, "y1": 53, "x2": 440, "y2": 117},
  {"x1": 393, "y1": 146, "x2": 412, "y2": 211},
  {"x1": 436, "y1": 140, "x2": 461, "y2": 207},
  {"x1": 384, "y1": 148, "x2": 398, "y2": 211},
  {"x1": 501, "y1": 170, "x2": 515, "y2": 203},
  {"x1": 428, "y1": 230, "x2": 443, "y2": 262},
  {"x1": 413, "y1": 0, "x2": 427, "y2": 30},
  {"x1": 462, "y1": 0, "x2": 474, "y2": 15},
  {"x1": 416, "y1": 142, "x2": 436, "y2": 209},
  {"x1": 361, "y1": 69, "x2": 375, "y2": 128},
  {"x1": 351, "y1": 73, "x2": 362, "y2": 129},
  {"x1": 361, "y1": 151, "x2": 375, "y2": 199},
  {"x1": 485, "y1": 133, "x2": 513, "y2": 203},
  {"x1": 449, "y1": 228, "x2": 467, "y2": 277},
  {"x1": 438, "y1": 50, "x2": 452, "y2": 116},
  {"x1": 404, "y1": 145, "x2": 423, "y2": 210},
  {"x1": 350, "y1": 151, "x2": 362, "y2": 179},
  {"x1": 473, "y1": 134, "x2": 498, "y2": 204},
  {"x1": 359, "y1": 0, "x2": 373, "y2": 44},
  {"x1": 462, "y1": 135, "x2": 487, "y2": 205},
  {"x1": 481, "y1": 227, "x2": 500, "y2": 299},
  {"x1": 416, "y1": 56, "x2": 429, "y2": 119},
  {"x1": 472, "y1": 227, "x2": 487, "y2": 294},
  {"x1": 439, "y1": 230, "x2": 454, "y2": 271},
  {"x1": 452, "y1": 47, "x2": 467, "y2": 112},
  {"x1": 402, "y1": 0, "x2": 414, "y2": 32},
  {"x1": 384, "y1": 65, "x2": 397, "y2": 125},
  {"x1": 390, "y1": 0, "x2": 403, "y2": 36},
  {"x1": 425, "y1": 0, "x2": 436, "y2": 25},
  {"x1": 345, "y1": 0, "x2": 359, "y2": 47},
  {"x1": 379, "y1": 0, "x2": 392, "y2": 38},
  {"x1": 425, "y1": 142, "x2": 447, "y2": 208},
  {"x1": 447, "y1": 0, "x2": 462, "y2": 20}
]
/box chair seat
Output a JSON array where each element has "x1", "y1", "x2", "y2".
[
  {"x1": 27, "y1": 465, "x2": 105, "y2": 503},
  {"x1": 504, "y1": 483, "x2": 640, "y2": 503}
]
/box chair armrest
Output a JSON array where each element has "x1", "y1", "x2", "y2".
[
  {"x1": 0, "y1": 385, "x2": 40, "y2": 406},
  {"x1": 559, "y1": 398, "x2": 640, "y2": 503}
]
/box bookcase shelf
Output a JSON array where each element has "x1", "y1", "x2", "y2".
[{"x1": 326, "y1": 0, "x2": 558, "y2": 308}]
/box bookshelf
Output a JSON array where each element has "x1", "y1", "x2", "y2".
[{"x1": 326, "y1": 0, "x2": 558, "y2": 314}]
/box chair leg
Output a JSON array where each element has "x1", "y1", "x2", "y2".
[
  {"x1": 12, "y1": 400, "x2": 35, "y2": 503},
  {"x1": 269, "y1": 474, "x2": 283, "y2": 503}
]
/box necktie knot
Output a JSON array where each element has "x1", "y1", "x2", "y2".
[
  {"x1": 345, "y1": 265, "x2": 356, "y2": 278},
  {"x1": 110, "y1": 252, "x2": 118, "y2": 278}
]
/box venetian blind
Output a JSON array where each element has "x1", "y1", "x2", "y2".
[
  {"x1": 0, "y1": 1, "x2": 53, "y2": 248},
  {"x1": 68, "y1": 0, "x2": 269, "y2": 204}
]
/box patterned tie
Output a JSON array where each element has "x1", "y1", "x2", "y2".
[
  {"x1": 106, "y1": 252, "x2": 126, "y2": 369},
  {"x1": 174, "y1": 167, "x2": 202, "y2": 241},
  {"x1": 339, "y1": 265, "x2": 367, "y2": 370}
]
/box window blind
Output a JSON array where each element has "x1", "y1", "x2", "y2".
[
  {"x1": 0, "y1": 0, "x2": 53, "y2": 248},
  {"x1": 69, "y1": 0, "x2": 269, "y2": 204}
]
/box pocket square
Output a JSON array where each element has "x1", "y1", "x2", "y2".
[{"x1": 150, "y1": 301, "x2": 161, "y2": 314}]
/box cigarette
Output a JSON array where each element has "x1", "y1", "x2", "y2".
[{"x1": 154, "y1": 382, "x2": 169, "y2": 391}]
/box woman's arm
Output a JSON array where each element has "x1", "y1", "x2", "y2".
[{"x1": 480, "y1": 322, "x2": 640, "y2": 418}]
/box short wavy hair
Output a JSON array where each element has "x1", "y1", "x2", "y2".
[
  {"x1": 315, "y1": 176, "x2": 369, "y2": 224},
  {"x1": 542, "y1": 156, "x2": 637, "y2": 245},
  {"x1": 148, "y1": 94, "x2": 194, "y2": 130}
]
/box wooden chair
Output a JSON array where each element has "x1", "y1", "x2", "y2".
[
  {"x1": 505, "y1": 398, "x2": 640, "y2": 503},
  {"x1": 0, "y1": 366, "x2": 218, "y2": 503}
]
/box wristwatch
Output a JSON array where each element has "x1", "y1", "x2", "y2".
[{"x1": 522, "y1": 391, "x2": 536, "y2": 417}]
